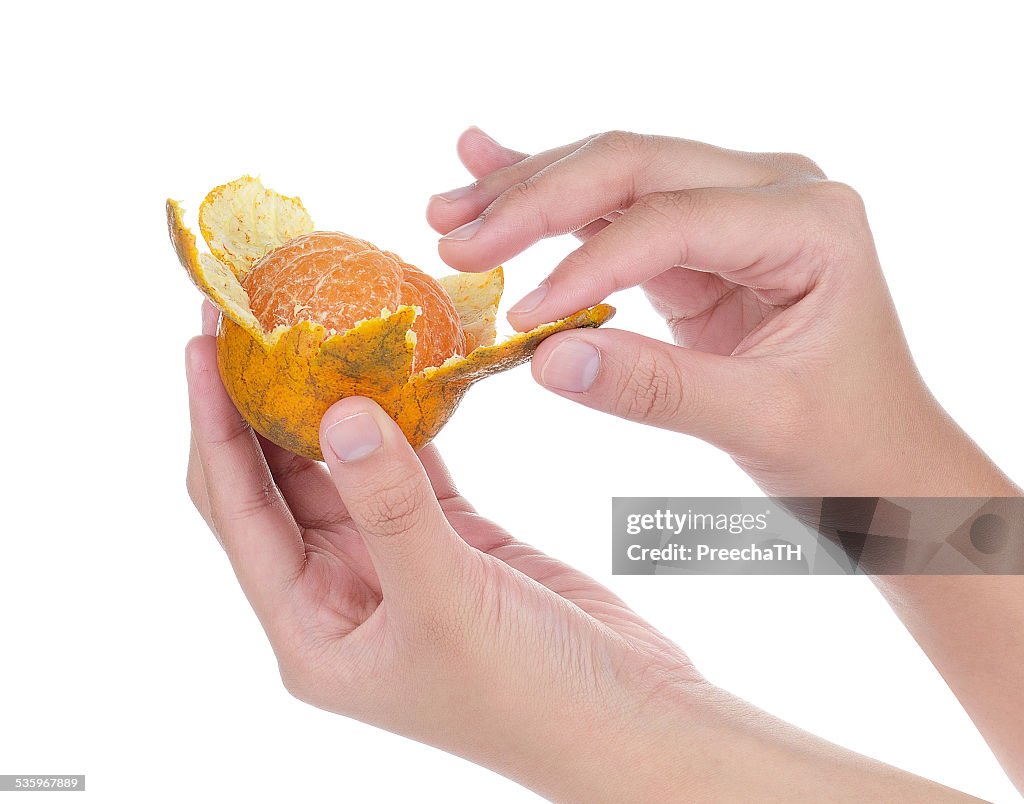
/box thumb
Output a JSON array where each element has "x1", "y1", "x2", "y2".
[
  {"x1": 319, "y1": 397, "x2": 465, "y2": 609},
  {"x1": 531, "y1": 329, "x2": 771, "y2": 456}
]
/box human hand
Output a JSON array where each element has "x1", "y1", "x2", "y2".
[
  {"x1": 427, "y1": 129, "x2": 1018, "y2": 498},
  {"x1": 185, "y1": 313, "x2": 699, "y2": 801},
  {"x1": 184, "y1": 309, "x2": 971, "y2": 802}
]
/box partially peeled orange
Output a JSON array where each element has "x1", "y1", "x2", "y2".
[{"x1": 167, "y1": 176, "x2": 614, "y2": 460}]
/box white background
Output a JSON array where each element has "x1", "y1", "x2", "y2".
[{"x1": 2, "y1": 1, "x2": 1021, "y2": 801}]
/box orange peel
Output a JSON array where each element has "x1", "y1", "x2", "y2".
[{"x1": 167, "y1": 176, "x2": 615, "y2": 459}]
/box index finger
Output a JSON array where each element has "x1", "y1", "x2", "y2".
[{"x1": 186, "y1": 336, "x2": 306, "y2": 618}]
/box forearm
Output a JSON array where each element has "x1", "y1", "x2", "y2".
[
  {"x1": 696, "y1": 690, "x2": 980, "y2": 803},
  {"x1": 527, "y1": 682, "x2": 979, "y2": 802},
  {"x1": 865, "y1": 404, "x2": 1021, "y2": 498},
  {"x1": 875, "y1": 575, "x2": 1024, "y2": 793},
  {"x1": 785, "y1": 385, "x2": 1020, "y2": 499},
  {"x1": 544, "y1": 408, "x2": 1020, "y2": 800},
  {"x1": 857, "y1": 405, "x2": 1024, "y2": 791}
]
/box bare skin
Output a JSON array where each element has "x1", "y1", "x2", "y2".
[
  {"x1": 427, "y1": 126, "x2": 1024, "y2": 792},
  {"x1": 187, "y1": 326, "x2": 975, "y2": 801},
  {"x1": 184, "y1": 128, "x2": 1020, "y2": 800}
]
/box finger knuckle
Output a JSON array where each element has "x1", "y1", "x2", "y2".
[
  {"x1": 553, "y1": 240, "x2": 604, "y2": 290},
  {"x1": 359, "y1": 473, "x2": 426, "y2": 538},
  {"x1": 763, "y1": 152, "x2": 828, "y2": 181},
  {"x1": 494, "y1": 179, "x2": 549, "y2": 233},
  {"x1": 800, "y1": 181, "x2": 870, "y2": 261},
  {"x1": 637, "y1": 189, "x2": 696, "y2": 222},
  {"x1": 823, "y1": 182, "x2": 864, "y2": 229},
  {"x1": 634, "y1": 192, "x2": 700, "y2": 262},
  {"x1": 272, "y1": 453, "x2": 315, "y2": 486},
  {"x1": 812, "y1": 180, "x2": 866, "y2": 217},
  {"x1": 591, "y1": 129, "x2": 647, "y2": 156},
  {"x1": 212, "y1": 478, "x2": 280, "y2": 532},
  {"x1": 470, "y1": 170, "x2": 502, "y2": 196},
  {"x1": 612, "y1": 351, "x2": 685, "y2": 424}
]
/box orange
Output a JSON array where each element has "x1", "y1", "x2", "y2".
[
  {"x1": 167, "y1": 176, "x2": 615, "y2": 460},
  {"x1": 242, "y1": 232, "x2": 466, "y2": 372}
]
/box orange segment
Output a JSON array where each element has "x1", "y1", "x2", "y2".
[
  {"x1": 242, "y1": 231, "x2": 465, "y2": 372},
  {"x1": 243, "y1": 232, "x2": 400, "y2": 331},
  {"x1": 397, "y1": 263, "x2": 466, "y2": 372}
]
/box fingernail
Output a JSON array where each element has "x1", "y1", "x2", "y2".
[
  {"x1": 540, "y1": 339, "x2": 601, "y2": 393},
  {"x1": 325, "y1": 413, "x2": 382, "y2": 462},
  {"x1": 508, "y1": 283, "x2": 549, "y2": 316},
  {"x1": 441, "y1": 217, "x2": 483, "y2": 241},
  {"x1": 433, "y1": 185, "x2": 474, "y2": 203}
]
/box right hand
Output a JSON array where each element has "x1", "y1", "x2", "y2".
[{"x1": 427, "y1": 128, "x2": 1016, "y2": 497}]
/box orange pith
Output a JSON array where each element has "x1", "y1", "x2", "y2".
[{"x1": 242, "y1": 231, "x2": 465, "y2": 371}]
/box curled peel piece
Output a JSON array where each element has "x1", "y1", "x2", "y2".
[
  {"x1": 166, "y1": 199, "x2": 261, "y2": 335},
  {"x1": 438, "y1": 267, "x2": 503, "y2": 352},
  {"x1": 397, "y1": 304, "x2": 615, "y2": 448},
  {"x1": 168, "y1": 176, "x2": 617, "y2": 459},
  {"x1": 199, "y1": 176, "x2": 314, "y2": 277}
]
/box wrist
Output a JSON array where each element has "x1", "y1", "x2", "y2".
[
  {"x1": 488, "y1": 640, "x2": 981, "y2": 802},
  {"x1": 513, "y1": 675, "x2": 723, "y2": 803},
  {"x1": 853, "y1": 394, "x2": 1020, "y2": 497},
  {"x1": 750, "y1": 384, "x2": 1020, "y2": 498}
]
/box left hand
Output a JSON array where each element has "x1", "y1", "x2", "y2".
[{"x1": 185, "y1": 309, "x2": 702, "y2": 802}]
